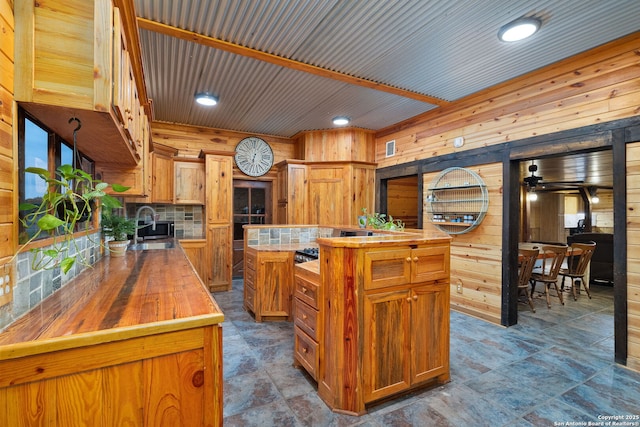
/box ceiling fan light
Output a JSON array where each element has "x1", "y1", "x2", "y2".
[
  {"x1": 195, "y1": 92, "x2": 218, "y2": 106},
  {"x1": 498, "y1": 17, "x2": 541, "y2": 42},
  {"x1": 527, "y1": 191, "x2": 538, "y2": 202},
  {"x1": 332, "y1": 116, "x2": 350, "y2": 126}
]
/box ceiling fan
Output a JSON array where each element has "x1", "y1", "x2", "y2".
[
  {"x1": 522, "y1": 160, "x2": 584, "y2": 190},
  {"x1": 523, "y1": 161, "x2": 543, "y2": 189}
]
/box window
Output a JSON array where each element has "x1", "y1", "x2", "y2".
[{"x1": 18, "y1": 109, "x2": 95, "y2": 242}]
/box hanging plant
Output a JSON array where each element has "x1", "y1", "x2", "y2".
[{"x1": 17, "y1": 164, "x2": 130, "y2": 273}]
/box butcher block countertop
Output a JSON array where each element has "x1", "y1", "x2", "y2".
[{"x1": 0, "y1": 244, "x2": 224, "y2": 361}]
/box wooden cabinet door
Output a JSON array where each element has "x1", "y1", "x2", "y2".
[
  {"x1": 152, "y1": 152, "x2": 174, "y2": 203},
  {"x1": 410, "y1": 281, "x2": 450, "y2": 385},
  {"x1": 410, "y1": 245, "x2": 450, "y2": 283},
  {"x1": 257, "y1": 252, "x2": 293, "y2": 318},
  {"x1": 287, "y1": 164, "x2": 307, "y2": 224},
  {"x1": 308, "y1": 165, "x2": 344, "y2": 225},
  {"x1": 364, "y1": 248, "x2": 412, "y2": 290},
  {"x1": 175, "y1": 160, "x2": 205, "y2": 204},
  {"x1": 363, "y1": 289, "x2": 412, "y2": 402}
]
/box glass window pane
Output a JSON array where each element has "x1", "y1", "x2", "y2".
[
  {"x1": 61, "y1": 142, "x2": 73, "y2": 167},
  {"x1": 24, "y1": 119, "x2": 49, "y2": 201},
  {"x1": 234, "y1": 187, "x2": 249, "y2": 214}
]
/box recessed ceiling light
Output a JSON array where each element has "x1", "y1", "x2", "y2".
[
  {"x1": 498, "y1": 17, "x2": 541, "y2": 42},
  {"x1": 332, "y1": 116, "x2": 350, "y2": 126},
  {"x1": 195, "y1": 92, "x2": 218, "y2": 106}
]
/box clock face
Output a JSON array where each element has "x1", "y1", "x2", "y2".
[{"x1": 234, "y1": 137, "x2": 274, "y2": 177}]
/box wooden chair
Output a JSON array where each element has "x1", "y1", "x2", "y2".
[
  {"x1": 518, "y1": 248, "x2": 539, "y2": 312},
  {"x1": 559, "y1": 241, "x2": 596, "y2": 301},
  {"x1": 530, "y1": 245, "x2": 567, "y2": 308}
]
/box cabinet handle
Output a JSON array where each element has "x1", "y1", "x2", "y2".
[
  {"x1": 406, "y1": 257, "x2": 412, "y2": 263},
  {"x1": 301, "y1": 287, "x2": 307, "y2": 293},
  {"x1": 413, "y1": 295, "x2": 418, "y2": 301},
  {"x1": 406, "y1": 297, "x2": 412, "y2": 302},
  {"x1": 301, "y1": 347, "x2": 308, "y2": 353},
  {"x1": 413, "y1": 257, "x2": 419, "y2": 262},
  {"x1": 302, "y1": 314, "x2": 308, "y2": 320}
]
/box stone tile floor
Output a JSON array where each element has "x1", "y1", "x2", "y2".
[{"x1": 213, "y1": 280, "x2": 640, "y2": 426}]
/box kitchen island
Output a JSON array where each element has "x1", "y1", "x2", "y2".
[
  {"x1": 0, "y1": 243, "x2": 224, "y2": 426},
  {"x1": 245, "y1": 224, "x2": 452, "y2": 415}
]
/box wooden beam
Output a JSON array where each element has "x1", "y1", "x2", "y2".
[{"x1": 136, "y1": 17, "x2": 449, "y2": 107}]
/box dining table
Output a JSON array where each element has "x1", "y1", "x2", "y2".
[{"x1": 518, "y1": 242, "x2": 589, "y2": 289}]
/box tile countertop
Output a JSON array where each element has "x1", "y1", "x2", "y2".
[{"x1": 0, "y1": 244, "x2": 224, "y2": 361}]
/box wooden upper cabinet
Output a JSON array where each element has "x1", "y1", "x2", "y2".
[
  {"x1": 174, "y1": 159, "x2": 205, "y2": 205},
  {"x1": 14, "y1": 0, "x2": 148, "y2": 166},
  {"x1": 151, "y1": 149, "x2": 174, "y2": 203},
  {"x1": 276, "y1": 161, "x2": 307, "y2": 224}
]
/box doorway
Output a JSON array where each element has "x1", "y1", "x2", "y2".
[{"x1": 232, "y1": 180, "x2": 272, "y2": 278}]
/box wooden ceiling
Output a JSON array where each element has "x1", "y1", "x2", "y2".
[{"x1": 520, "y1": 150, "x2": 613, "y2": 191}]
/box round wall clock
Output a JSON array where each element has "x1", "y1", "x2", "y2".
[{"x1": 234, "y1": 136, "x2": 274, "y2": 177}]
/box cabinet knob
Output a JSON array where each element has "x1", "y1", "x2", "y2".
[
  {"x1": 301, "y1": 287, "x2": 307, "y2": 293},
  {"x1": 406, "y1": 297, "x2": 412, "y2": 302},
  {"x1": 413, "y1": 257, "x2": 419, "y2": 262},
  {"x1": 406, "y1": 257, "x2": 412, "y2": 263},
  {"x1": 302, "y1": 314, "x2": 308, "y2": 320},
  {"x1": 413, "y1": 295, "x2": 418, "y2": 301},
  {"x1": 301, "y1": 347, "x2": 308, "y2": 353}
]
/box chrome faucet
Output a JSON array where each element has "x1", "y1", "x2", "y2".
[{"x1": 134, "y1": 205, "x2": 157, "y2": 242}]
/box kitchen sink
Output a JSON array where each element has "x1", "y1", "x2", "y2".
[{"x1": 128, "y1": 241, "x2": 176, "y2": 251}]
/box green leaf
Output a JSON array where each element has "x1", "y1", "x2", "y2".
[
  {"x1": 19, "y1": 202, "x2": 39, "y2": 211},
  {"x1": 95, "y1": 182, "x2": 108, "y2": 191},
  {"x1": 43, "y1": 249, "x2": 59, "y2": 257},
  {"x1": 101, "y1": 194, "x2": 123, "y2": 209},
  {"x1": 37, "y1": 214, "x2": 65, "y2": 231},
  {"x1": 25, "y1": 166, "x2": 50, "y2": 177},
  {"x1": 60, "y1": 257, "x2": 75, "y2": 274},
  {"x1": 111, "y1": 183, "x2": 131, "y2": 193}
]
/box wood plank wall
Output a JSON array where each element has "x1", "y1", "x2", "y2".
[
  {"x1": 424, "y1": 163, "x2": 503, "y2": 324},
  {"x1": 0, "y1": 0, "x2": 14, "y2": 309},
  {"x1": 387, "y1": 176, "x2": 419, "y2": 228},
  {"x1": 375, "y1": 32, "x2": 640, "y2": 365},
  {"x1": 627, "y1": 142, "x2": 640, "y2": 372},
  {"x1": 296, "y1": 128, "x2": 375, "y2": 162}
]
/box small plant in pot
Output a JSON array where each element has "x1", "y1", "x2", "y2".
[{"x1": 101, "y1": 211, "x2": 137, "y2": 257}]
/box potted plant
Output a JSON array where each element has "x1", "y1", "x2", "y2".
[
  {"x1": 361, "y1": 208, "x2": 405, "y2": 231},
  {"x1": 18, "y1": 164, "x2": 129, "y2": 272},
  {"x1": 101, "y1": 211, "x2": 137, "y2": 257}
]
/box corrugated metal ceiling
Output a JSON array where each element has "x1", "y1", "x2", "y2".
[{"x1": 134, "y1": 0, "x2": 640, "y2": 137}]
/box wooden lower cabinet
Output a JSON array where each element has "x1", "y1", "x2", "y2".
[
  {"x1": 293, "y1": 260, "x2": 321, "y2": 379},
  {"x1": 0, "y1": 326, "x2": 223, "y2": 426},
  {"x1": 363, "y1": 280, "x2": 450, "y2": 402},
  {"x1": 243, "y1": 248, "x2": 294, "y2": 321},
  {"x1": 317, "y1": 241, "x2": 451, "y2": 415},
  {"x1": 180, "y1": 239, "x2": 208, "y2": 283}
]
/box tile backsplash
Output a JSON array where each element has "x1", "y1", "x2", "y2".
[{"x1": 125, "y1": 204, "x2": 204, "y2": 239}]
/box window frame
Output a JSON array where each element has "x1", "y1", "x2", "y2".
[{"x1": 17, "y1": 108, "x2": 98, "y2": 244}]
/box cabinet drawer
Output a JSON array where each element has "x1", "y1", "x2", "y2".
[
  {"x1": 244, "y1": 282, "x2": 255, "y2": 312},
  {"x1": 245, "y1": 253, "x2": 256, "y2": 271},
  {"x1": 294, "y1": 275, "x2": 319, "y2": 309},
  {"x1": 294, "y1": 326, "x2": 318, "y2": 380},
  {"x1": 412, "y1": 245, "x2": 450, "y2": 283},
  {"x1": 244, "y1": 267, "x2": 255, "y2": 287},
  {"x1": 294, "y1": 299, "x2": 318, "y2": 340}
]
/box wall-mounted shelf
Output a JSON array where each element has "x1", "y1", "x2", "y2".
[{"x1": 426, "y1": 167, "x2": 488, "y2": 234}]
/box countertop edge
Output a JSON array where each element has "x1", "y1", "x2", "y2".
[{"x1": 0, "y1": 313, "x2": 224, "y2": 361}]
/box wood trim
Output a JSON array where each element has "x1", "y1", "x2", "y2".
[
  {"x1": 136, "y1": 17, "x2": 449, "y2": 107},
  {"x1": 613, "y1": 128, "x2": 628, "y2": 364},
  {"x1": 113, "y1": 0, "x2": 150, "y2": 115}
]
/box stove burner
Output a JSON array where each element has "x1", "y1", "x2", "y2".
[{"x1": 295, "y1": 247, "x2": 319, "y2": 263}]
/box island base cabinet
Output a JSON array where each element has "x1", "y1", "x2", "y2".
[
  {"x1": 243, "y1": 249, "x2": 294, "y2": 322},
  {"x1": 0, "y1": 326, "x2": 223, "y2": 426}
]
